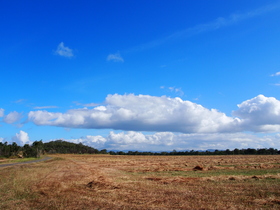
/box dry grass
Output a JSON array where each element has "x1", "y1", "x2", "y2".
[{"x1": 1, "y1": 155, "x2": 280, "y2": 209}]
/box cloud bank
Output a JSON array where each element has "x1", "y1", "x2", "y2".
[
  {"x1": 27, "y1": 94, "x2": 280, "y2": 134},
  {"x1": 28, "y1": 94, "x2": 239, "y2": 133},
  {"x1": 5, "y1": 128, "x2": 280, "y2": 151},
  {"x1": 46, "y1": 131, "x2": 280, "y2": 151}
]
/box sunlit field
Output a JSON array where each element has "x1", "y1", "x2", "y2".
[{"x1": 1, "y1": 154, "x2": 280, "y2": 209}]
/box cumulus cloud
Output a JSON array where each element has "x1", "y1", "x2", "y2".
[
  {"x1": 64, "y1": 131, "x2": 178, "y2": 150},
  {"x1": 28, "y1": 94, "x2": 239, "y2": 133},
  {"x1": 107, "y1": 52, "x2": 124, "y2": 62},
  {"x1": 27, "y1": 94, "x2": 280, "y2": 134},
  {"x1": 0, "y1": 108, "x2": 4, "y2": 117},
  {"x1": 4, "y1": 111, "x2": 22, "y2": 124},
  {"x1": 13, "y1": 130, "x2": 31, "y2": 145},
  {"x1": 62, "y1": 131, "x2": 280, "y2": 151},
  {"x1": 55, "y1": 42, "x2": 74, "y2": 57},
  {"x1": 233, "y1": 95, "x2": 280, "y2": 132},
  {"x1": 62, "y1": 135, "x2": 107, "y2": 148}
]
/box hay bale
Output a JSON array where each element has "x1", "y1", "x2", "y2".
[
  {"x1": 86, "y1": 181, "x2": 94, "y2": 188},
  {"x1": 251, "y1": 175, "x2": 259, "y2": 180},
  {"x1": 193, "y1": 165, "x2": 204, "y2": 171}
]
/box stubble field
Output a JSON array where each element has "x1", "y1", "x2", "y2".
[{"x1": 1, "y1": 154, "x2": 280, "y2": 209}]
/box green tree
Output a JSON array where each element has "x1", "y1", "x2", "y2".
[{"x1": 32, "y1": 140, "x2": 44, "y2": 158}]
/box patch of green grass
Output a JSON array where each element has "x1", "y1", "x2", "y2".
[
  {"x1": 0, "y1": 156, "x2": 56, "y2": 165},
  {"x1": 0, "y1": 157, "x2": 39, "y2": 165}
]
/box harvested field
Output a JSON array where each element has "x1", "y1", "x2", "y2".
[{"x1": 1, "y1": 155, "x2": 280, "y2": 209}]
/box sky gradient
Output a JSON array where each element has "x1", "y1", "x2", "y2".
[{"x1": 1, "y1": 0, "x2": 280, "y2": 151}]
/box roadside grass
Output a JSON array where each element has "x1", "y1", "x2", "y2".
[
  {"x1": 0, "y1": 157, "x2": 64, "y2": 209},
  {"x1": 0, "y1": 157, "x2": 42, "y2": 164}
]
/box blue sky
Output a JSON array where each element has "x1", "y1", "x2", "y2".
[{"x1": 1, "y1": 0, "x2": 280, "y2": 151}]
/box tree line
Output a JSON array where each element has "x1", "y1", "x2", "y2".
[
  {"x1": 0, "y1": 141, "x2": 44, "y2": 158},
  {"x1": 1, "y1": 140, "x2": 279, "y2": 159},
  {"x1": 109, "y1": 148, "x2": 280, "y2": 155},
  {"x1": 0, "y1": 140, "x2": 103, "y2": 158}
]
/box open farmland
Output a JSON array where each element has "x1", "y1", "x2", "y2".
[{"x1": 1, "y1": 155, "x2": 280, "y2": 209}]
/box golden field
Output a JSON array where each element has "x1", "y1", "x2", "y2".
[{"x1": 1, "y1": 154, "x2": 280, "y2": 209}]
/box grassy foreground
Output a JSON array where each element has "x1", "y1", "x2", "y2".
[{"x1": 0, "y1": 154, "x2": 280, "y2": 209}]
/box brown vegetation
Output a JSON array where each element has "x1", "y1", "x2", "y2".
[{"x1": 1, "y1": 155, "x2": 280, "y2": 209}]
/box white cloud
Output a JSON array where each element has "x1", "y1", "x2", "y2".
[
  {"x1": 55, "y1": 42, "x2": 74, "y2": 57},
  {"x1": 107, "y1": 52, "x2": 124, "y2": 62},
  {"x1": 63, "y1": 135, "x2": 107, "y2": 148},
  {"x1": 0, "y1": 137, "x2": 4, "y2": 143},
  {"x1": 12, "y1": 130, "x2": 31, "y2": 145},
  {"x1": 0, "y1": 108, "x2": 4, "y2": 117},
  {"x1": 271, "y1": 72, "x2": 280, "y2": 76},
  {"x1": 4, "y1": 111, "x2": 22, "y2": 124},
  {"x1": 62, "y1": 131, "x2": 280, "y2": 151},
  {"x1": 28, "y1": 94, "x2": 240, "y2": 133},
  {"x1": 28, "y1": 94, "x2": 280, "y2": 134},
  {"x1": 233, "y1": 95, "x2": 280, "y2": 132}
]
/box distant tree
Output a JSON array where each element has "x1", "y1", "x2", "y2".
[
  {"x1": 244, "y1": 148, "x2": 257, "y2": 155},
  {"x1": 225, "y1": 149, "x2": 232, "y2": 155},
  {"x1": 233, "y1": 148, "x2": 240, "y2": 155},
  {"x1": 109, "y1": 151, "x2": 116, "y2": 155},
  {"x1": 268, "y1": 148, "x2": 278, "y2": 155},
  {"x1": 23, "y1": 144, "x2": 36, "y2": 158},
  {"x1": 10, "y1": 142, "x2": 20, "y2": 157},
  {"x1": 32, "y1": 140, "x2": 44, "y2": 158},
  {"x1": 100, "y1": 149, "x2": 108, "y2": 154}
]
